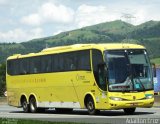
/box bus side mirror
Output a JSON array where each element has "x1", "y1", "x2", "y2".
[{"x1": 152, "y1": 63, "x2": 156, "y2": 77}]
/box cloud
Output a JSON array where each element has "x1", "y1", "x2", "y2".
[
  {"x1": 40, "y1": 2, "x2": 74, "y2": 23},
  {"x1": 133, "y1": 5, "x2": 160, "y2": 25},
  {"x1": 0, "y1": 28, "x2": 43, "y2": 43},
  {"x1": 21, "y1": 13, "x2": 41, "y2": 26},
  {"x1": 2, "y1": 0, "x2": 160, "y2": 43},
  {"x1": 75, "y1": 4, "x2": 120, "y2": 28},
  {"x1": 16, "y1": 2, "x2": 160, "y2": 33},
  {"x1": 74, "y1": 3, "x2": 160, "y2": 27},
  {"x1": 21, "y1": 2, "x2": 74, "y2": 26},
  {"x1": 0, "y1": 0, "x2": 8, "y2": 5}
]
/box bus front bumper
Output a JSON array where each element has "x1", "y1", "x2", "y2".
[{"x1": 108, "y1": 98, "x2": 154, "y2": 109}]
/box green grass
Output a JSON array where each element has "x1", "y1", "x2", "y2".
[
  {"x1": 0, "y1": 118, "x2": 85, "y2": 124},
  {"x1": 151, "y1": 58, "x2": 160, "y2": 65}
]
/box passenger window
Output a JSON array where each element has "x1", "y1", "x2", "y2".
[
  {"x1": 19, "y1": 58, "x2": 29, "y2": 74},
  {"x1": 77, "y1": 50, "x2": 91, "y2": 71},
  {"x1": 30, "y1": 57, "x2": 41, "y2": 74},
  {"x1": 41, "y1": 55, "x2": 52, "y2": 73}
]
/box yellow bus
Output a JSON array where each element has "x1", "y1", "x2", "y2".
[{"x1": 6, "y1": 43, "x2": 154, "y2": 115}]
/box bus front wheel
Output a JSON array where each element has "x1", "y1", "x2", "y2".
[
  {"x1": 86, "y1": 96, "x2": 99, "y2": 115},
  {"x1": 123, "y1": 108, "x2": 136, "y2": 115}
]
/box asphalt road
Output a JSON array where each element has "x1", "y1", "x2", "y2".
[{"x1": 0, "y1": 104, "x2": 160, "y2": 124}]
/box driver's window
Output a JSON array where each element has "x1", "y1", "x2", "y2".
[{"x1": 92, "y1": 49, "x2": 106, "y2": 91}]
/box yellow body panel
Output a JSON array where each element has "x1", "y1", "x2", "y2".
[{"x1": 6, "y1": 43, "x2": 154, "y2": 110}]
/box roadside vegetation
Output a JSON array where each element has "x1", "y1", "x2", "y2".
[
  {"x1": 0, "y1": 63, "x2": 6, "y2": 96},
  {"x1": 151, "y1": 58, "x2": 160, "y2": 66},
  {"x1": 0, "y1": 118, "x2": 85, "y2": 124}
]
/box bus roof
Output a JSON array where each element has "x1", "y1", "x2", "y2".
[{"x1": 7, "y1": 43, "x2": 145, "y2": 60}]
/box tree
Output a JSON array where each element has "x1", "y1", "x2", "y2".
[{"x1": 0, "y1": 63, "x2": 6, "y2": 96}]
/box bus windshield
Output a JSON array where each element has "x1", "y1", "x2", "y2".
[{"x1": 105, "y1": 49, "x2": 153, "y2": 92}]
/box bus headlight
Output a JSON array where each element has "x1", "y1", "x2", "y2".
[
  {"x1": 145, "y1": 94, "x2": 153, "y2": 99},
  {"x1": 110, "y1": 97, "x2": 123, "y2": 101}
]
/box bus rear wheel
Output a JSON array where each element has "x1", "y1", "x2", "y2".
[
  {"x1": 22, "y1": 98, "x2": 30, "y2": 113},
  {"x1": 29, "y1": 97, "x2": 38, "y2": 113},
  {"x1": 123, "y1": 108, "x2": 136, "y2": 115},
  {"x1": 86, "y1": 96, "x2": 99, "y2": 115}
]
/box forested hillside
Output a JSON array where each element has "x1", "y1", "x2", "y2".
[{"x1": 1, "y1": 20, "x2": 160, "y2": 63}]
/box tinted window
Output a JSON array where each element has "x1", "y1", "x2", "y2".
[
  {"x1": 92, "y1": 50, "x2": 103, "y2": 72},
  {"x1": 8, "y1": 59, "x2": 19, "y2": 75},
  {"x1": 92, "y1": 49, "x2": 106, "y2": 90},
  {"x1": 7, "y1": 61, "x2": 12, "y2": 75},
  {"x1": 77, "y1": 50, "x2": 91, "y2": 71},
  {"x1": 7, "y1": 50, "x2": 91, "y2": 75},
  {"x1": 41, "y1": 55, "x2": 52, "y2": 73},
  {"x1": 30, "y1": 57, "x2": 41, "y2": 74},
  {"x1": 19, "y1": 58, "x2": 29, "y2": 74},
  {"x1": 63, "y1": 52, "x2": 77, "y2": 71},
  {"x1": 52, "y1": 54, "x2": 59, "y2": 72}
]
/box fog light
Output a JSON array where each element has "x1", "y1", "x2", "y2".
[{"x1": 110, "y1": 97, "x2": 122, "y2": 101}]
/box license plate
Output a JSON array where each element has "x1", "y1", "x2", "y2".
[{"x1": 130, "y1": 103, "x2": 138, "y2": 106}]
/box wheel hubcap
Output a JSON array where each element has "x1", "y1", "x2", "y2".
[
  {"x1": 31, "y1": 101, "x2": 35, "y2": 111},
  {"x1": 88, "y1": 101, "x2": 94, "y2": 111},
  {"x1": 23, "y1": 101, "x2": 28, "y2": 112}
]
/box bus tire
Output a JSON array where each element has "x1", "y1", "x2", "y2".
[
  {"x1": 29, "y1": 97, "x2": 38, "y2": 113},
  {"x1": 123, "y1": 108, "x2": 136, "y2": 115},
  {"x1": 21, "y1": 98, "x2": 30, "y2": 113},
  {"x1": 86, "y1": 96, "x2": 99, "y2": 115}
]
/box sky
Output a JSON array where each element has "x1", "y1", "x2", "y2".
[{"x1": 0, "y1": 0, "x2": 160, "y2": 43}]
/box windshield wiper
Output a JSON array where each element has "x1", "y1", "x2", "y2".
[
  {"x1": 121, "y1": 75, "x2": 133, "y2": 92},
  {"x1": 134, "y1": 77, "x2": 145, "y2": 90}
]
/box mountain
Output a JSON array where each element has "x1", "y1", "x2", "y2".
[{"x1": 1, "y1": 20, "x2": 160, "y2": 63}]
